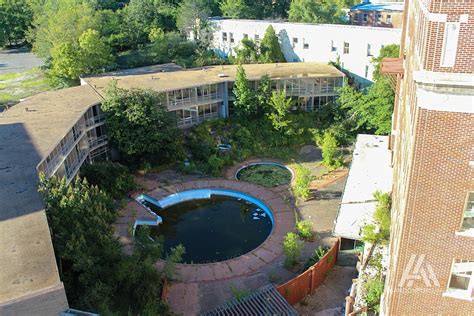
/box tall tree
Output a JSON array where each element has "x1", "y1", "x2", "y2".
[
  {"x1": 267, "y1": 90, "x2": 292, "y2": 132},
  {"x1": 256, "y1": 75, "x2": 272, "y2": 116},
  {"x1": 176, "y1": 0, "x2": 212, "y2": 44},
  {"x1": 259, "y1": 25, "x2": 285, "y2": 63},
  {"x1": 50, "y1": 29, "x2": 114, "y2": 82},
  {"x1": 220, "y1": 0, "x2": 253, "y2": 19},
  {"x1": 231, "y1": 38, "x2": 259, "y2": 64},
  {"x1": 101, "y1": 82, "x2": 184, "y2": 164},
  {"x1": 233, "y1": 65, "x2": 256, "y2": 119},
  {"x1": 28, "y1": 0, "x2": 100, "y2": 58},
  {"x1": 372, "y1": 44, "x2": 400, "y2": 80},
  {"x1": 288, "y1": 0, "x2": 346, "y2": 24},
  {"x1": 0, "y1": 0, "x2": 33, "y2": 47}
]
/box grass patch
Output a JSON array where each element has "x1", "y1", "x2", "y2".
[{"x1": 0, "y1": 67, "x2": 53, "y2": 109}]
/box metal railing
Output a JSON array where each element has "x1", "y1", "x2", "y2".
[
  {"x1": 167, "y1": 93, "x2": 221, "y2": 109},
  {"x1": 177, "y1": 112, "x2": 219, "y2": 128}
]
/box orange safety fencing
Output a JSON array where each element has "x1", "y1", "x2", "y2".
[{"x1": 277, "y1": 238, "x2": 340, "y2": 305}]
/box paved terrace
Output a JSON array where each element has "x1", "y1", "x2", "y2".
[{"x1": 0, "y1": 86, "x2": 102, "y2": 314}]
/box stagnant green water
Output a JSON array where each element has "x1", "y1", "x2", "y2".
[
  {"x1": 237, "y1": 163, "x2": 292, "y2": 187},
  {"x1": 142, "y1": 195, "x2": 272, "y2": 263}
]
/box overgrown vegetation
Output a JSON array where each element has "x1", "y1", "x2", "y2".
[
  {"x1": 292, "y1": 164, "x2": 312, "y2": 201},
  {"x1": 80, "y1": 161, "x2": 136, "y2": 199},
  {"x1": 283, "y1": 232, "x2": 304, "y2": 268},
  {"x1": 237, "y1": 164, "x2": 292, "y2": 187},
  {"x1": 317, "y1": 130, "x2": 344, "y2": 170},
  {"x1": 303, "y1": 245, "x2": 329, "y2": 270},
  {"x1": 38, "y1": 174, "x2": 174, "y2": 314},
  {"x1": 361, "y1": 191, "x2": 391, "y2": 246},
  {"x1": 296, "y1": 220, "x2": 314, "y2": 240},
  {"x1": 101, "y1": 82, "x2": 185, "y2": 167}
]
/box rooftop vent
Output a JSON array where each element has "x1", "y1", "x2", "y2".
[{"x1": 217, "y1": 73, "x2": 228, "y2": 78}]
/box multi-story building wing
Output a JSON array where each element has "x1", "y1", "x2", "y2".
[
  {"x1": 206, "y1": 19, "x2": 401, "y2": 86},
  {"x1": 382, "y1": 0, "x2": 474, "y2": 313},
  {"x1": 82, "y1": 62, "x2": 344, "y2": 128}
]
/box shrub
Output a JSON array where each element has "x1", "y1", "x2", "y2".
[
  {"x1": 283, "y1": 232, "x2": 304, "y2": 268},
  {"x1": 207, "y1": 154, "x2": 225, "y2": 176},
  {"x1": 296, "y1": 220, "x2": 313, "y2": 240},
  {"x1": 292, "y1": 164, "x2": 312, "y2": 201},
  {"x1": 303, "y1": 246, "x2": 329, "y2": 270},
  {"x1": 364, "y1": 278, "x2": 385, "y2": 313},
  {"x1": 163, "y1": 244, "x2": 186, "y2": 281},
  {"x1": 320, "y1": 130, "x2": 343, "y2": 170},
  {"x1": 81, "y1": 162, "x2": 136, "y2": 199}
]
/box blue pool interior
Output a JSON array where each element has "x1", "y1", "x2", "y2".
[{"x1": 135, "y1": 189, "x2": 274, "y2": 263}]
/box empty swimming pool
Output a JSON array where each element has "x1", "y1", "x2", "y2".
[{"x1": 137, "y1": 189, "x2": 273, "y2": 263}]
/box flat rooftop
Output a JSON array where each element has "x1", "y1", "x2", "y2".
[
  {"x1": 82, "y1": 62, "x2": 344, "y2": 96},
  {"x1": 334, "y1": 134, "x2": 393, "y2": 240},
  {"x1": 0, "y1": 85, "x2": 101, "y2": 312}
]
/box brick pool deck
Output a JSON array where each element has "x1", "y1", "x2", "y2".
[{"x1": 115, "y1": 178, "x2": 294, "y2": 283}]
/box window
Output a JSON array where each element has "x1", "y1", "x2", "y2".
[
  {"x1": 229, "y1": 32, "x2": 234, "y2": 43},
  {"x1": 254, "y1": 34, "x2": 260, "y2": 42},
  {"x1": 222, "y1": 32, "x2": 227, "y2": 41},
  {"x1": 367, "y1": 43, "x2": 372, "y2": 56},
  {"x1": 460, "y1": 192, "x2": 474, "y2": 234},
  {"x1": 303, "y1": 43, "x2": 309, "y2": 49},
  {"x1": 376, "y1": 13, "x2": 382, "y2": 19},
  {"x1": 446, "y1": 259, "x2": 474, "y2": 300},
  {"x1": 292, "y1": 37, "x2": 298, "y2": 48},
  {"x1": 365, "y1": 65, "x2": 369, "y2": 78},
  {"x1": 331, "y1": 40, "x2": 337, "y2": 52},
  {"x1": 343, "y1": 42, "x2": 350, "y2": 54},
  {"x1": 363, "y1": 13, "x2": 368, "y2": 22},
  {"x1": 243, "y1": 33, "x2": 248, "y2": 39},
  {"x1": 386, "y1": 14, "x2": 392, "y2": 23}
]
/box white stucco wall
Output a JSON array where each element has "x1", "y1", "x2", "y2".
[{"x1": 208, "y1": 19, "x2": 401, "y2": 86}]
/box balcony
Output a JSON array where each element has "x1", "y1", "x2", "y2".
[
  {"x1": 168, "y1": 93, "x2": 221, "y2": 110},
  {"x1": 177, "y1": 112, "x2": 219, "y2": 128}
]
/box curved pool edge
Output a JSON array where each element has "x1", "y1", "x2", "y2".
[{"x1": 234, "y1": 161, "x2": 295, "y2": 184}]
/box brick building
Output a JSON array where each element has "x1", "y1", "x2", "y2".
[
  {"x1": 349, "y1": 1, "x2": 404, "y2": 28},
  {"x1": 381, "y1": 0, "x2": 474, "y2": 314}
]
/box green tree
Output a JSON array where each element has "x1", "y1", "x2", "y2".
[
  {"x1": 50, "y1": 29, "x2": 114, "y2": 83},
  {"x1": 267, "y1": 90, "x2": 292, "y2": 132},
  {"x1": 372, "y1": 44, "x2": 400, "y2": 80},
  {"x1": 101, "y1": 82, "x2": 184, "y2": 164},
  {"x1": 29, "y1": 0, "x2": 99, "y2": 58},
  {"x1": 259, "y1": 25, "x2": 285, "y2": 63},
  {"x1": 231, "y1": 38, "x2": 259, "y2": 64},
  {"x1": 233, "y1": 65, "x2": 256, "y2": 119},
  {"x1": 320, "y1": 130, "x2": 343, "y2": 170},
  {"x1": 0, "y1": 0, "x2": 33, "y2": 47},
  {"x1": 288, "y1": 0, "x2": 346, "y2": 24},
  {"x1": 256, "y1": 75, "x2": 272, "y2": 116},
  {"x1": 176, "y1": 0, "x2": 212, "y2": 43},
  {"x1": 220, "y1": 0, "x2": 253, "y2": 18},
  {"x1": 283, "y1": 232, "x2": 304, "y2": 267}
]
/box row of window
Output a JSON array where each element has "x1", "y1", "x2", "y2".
[{"x1": 352, "y1": 12, "x2": 392, "y2": 24}]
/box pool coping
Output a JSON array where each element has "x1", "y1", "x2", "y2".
[
  {"x1": 226, "y1": 159, "x2": 297, "y2": 190},
  {"x1": 137, "y1": 179, "x2": 295, "y2": 283}
]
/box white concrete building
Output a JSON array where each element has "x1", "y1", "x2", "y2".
[{"x1": 208, "y1": 19, "x2": 401, "y2": 86}]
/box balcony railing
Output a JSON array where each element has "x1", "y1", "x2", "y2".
[
  {"x1": 65, "y1": 149, "x2": 89, "y2": 183},
  {"x1": 85, "y1": 114, "x2": 106, "y2": 128},
  {"x1": 177, "y1": 112, "x2": 219, "y2": 128},
  {"x1": 167, "y1": 93, "x2": 221, "y2": 109},
  {"x1": 88, "y1": 135, "x2": 108, "y2": 150}
]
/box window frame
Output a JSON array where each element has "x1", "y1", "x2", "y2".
[{"x1": 444, "y1": 259, "x2": 474, "y2": 301}]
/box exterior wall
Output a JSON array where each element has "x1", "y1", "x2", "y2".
[
  {"x1": 163, "y1": 76, "x2": 343, "y2": 127},
  {"x1": 209, "y1": 19, "x2": 401, "y2": 86},
  {"x1": 383, "y1": 0, "x2": 474, "y2": 313},
  {"x1": 36, "y1": 103, "x2": 109, "y2": 183},
  {"x1": 349, "y1": 10, "x2": 404, "y2": 28}
]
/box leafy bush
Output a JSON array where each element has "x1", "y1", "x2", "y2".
[
  {"x1": 186, "y1": 122, "x2": 217, "y2": 162},
  {"x1": 207, "y1": 154, "x2": 225, "y2": 176},
  {"x1": 292, "y1": 164, "x2": 312, "y2": 201},
  {"x1": 320, "y1": 130, "x2": 344, "y2": 170},
  {"x1": 283, "y1": 232, "x2": 304, "y2": 268},
  {"x1": 163, "y1": 244, "x2": 186, "y2": 281},
  {"x1": 81, "y1": 162, "x2": 136, "y2": 199},
  {"x1": 296, "y1": 220, "x2": 313, "y2": 239},
  {"x1": 361, "y1": 191, "x2": 391, "y2": 245},
  {"x1": 364, "y1": 278, "x2": 385, "y2": 313},
  {"x1": 303, "y1": 246, "x2": 329, "y2": 270}
]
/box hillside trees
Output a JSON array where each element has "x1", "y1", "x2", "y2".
[{"x1": 288, "y1": 0, "x2": 347, "y2": 24}]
